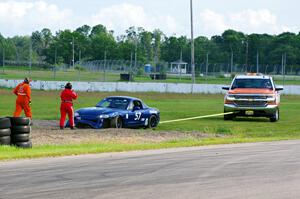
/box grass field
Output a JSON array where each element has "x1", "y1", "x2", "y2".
[
  {"x1": 1, "y1": 89, "x2": 299, "y2": 136},
  {"x1": 1, "y1": 89, "x2": 300, "y2": 160},
  {"x1": 1, "y1": 67, "x2": 300, "y2": 85}
]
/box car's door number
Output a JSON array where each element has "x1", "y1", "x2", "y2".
[{"x1": 134, "y1": 112, "x2": 142, "y2": 120}]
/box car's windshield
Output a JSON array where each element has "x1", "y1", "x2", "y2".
[
  {"x1": 231, "y1": 78, "x2": 273, "y2": 89},
  {"x1": 96, "y1": 98, "x2": 130, "y2": 109}
]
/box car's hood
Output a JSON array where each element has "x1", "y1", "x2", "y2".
[
  {"x1": 76, "y1": 107, "x2": 122, "y2": 116},
  {"x1": 229, "y1": 88, "x2": 274, "y2": 95}
]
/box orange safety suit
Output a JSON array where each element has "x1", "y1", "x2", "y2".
[
  {"x1": 13, "y1": 82, "x2": 32, "y2": 119},
  {"x1": 60, "y1": 89, "x2": 78, "y2": 128}
]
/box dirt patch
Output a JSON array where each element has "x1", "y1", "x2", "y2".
[{"x1": 31, "y1": 120, "x2": 214, "y2": 146}]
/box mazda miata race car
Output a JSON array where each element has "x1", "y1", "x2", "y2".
[{"x1": 73, "y1": 96, "x2": 160, "y2": 129}]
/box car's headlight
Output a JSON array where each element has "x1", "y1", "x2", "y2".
[
  {"x1": 226, "y1": 94, "x2": 235, "y2": 101},
  {"x1": 74, "y1": 112, "x2": 79, "y2": 117},
  {"x1": 266, "y1": 94, "x2": 276, "y2": 101},
  {"x1": 99, "y1": 114, "x2": 110, "y2": 119},
  {"x1": 110, "y1": 112, "x2": 117, "y2": 117}
]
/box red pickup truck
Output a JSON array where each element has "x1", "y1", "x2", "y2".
[{"x1": 222, "y1": 74, "x2": 283, "y2": 122}]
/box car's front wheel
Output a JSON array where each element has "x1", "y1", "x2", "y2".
[
  {"x1": 110, "y1": 116, "x2": 123, "y2": 128},
  {"x1": 147, "y1": 115, "x2": 158, "y2": 129},
  {"x1": 270, "y1": 108, "x2": 279, "y2": 122}
]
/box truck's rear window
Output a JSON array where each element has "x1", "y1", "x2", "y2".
[{"x1": 231, "y1": 79, "x2": 273, "y2": 89}]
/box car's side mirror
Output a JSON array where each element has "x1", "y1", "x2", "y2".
[
  {"x1": 275, "y1": 86, "x2": 283, "y2": 91},
  {"x1": 222, "y1": 86, "x2": 230, "y2": 90}
]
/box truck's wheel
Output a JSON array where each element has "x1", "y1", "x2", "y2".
[
  {"x1": 224, "y1": 111, "x2": 234, "y2": 120},
  {"x1": 270, "y1": 109, "x2": 279, "y2": 122}
]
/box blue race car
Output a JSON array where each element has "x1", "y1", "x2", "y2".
[{"x1": 73, "y1": 96, "x2": 160, "y2": 129}]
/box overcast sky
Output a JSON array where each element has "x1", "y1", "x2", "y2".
[{"x1": 0, "y1": 0, "x2": 299, "y2": 38}]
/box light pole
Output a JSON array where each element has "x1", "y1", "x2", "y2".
[
  {"x1": 1, "y1": 40, "x2": 4, "y2": 73},
  {"x1": 190, "y1": 0, "x2": 195, "y2": 84},
  {"x1": 72, "y1": 36, "x2": 75, "y2": 69},
  {"x1": 130, "y1": 50, "x2": 133, "y2": 81},
  {"x1": 54, "y1": 46, "x2": 57, "y2": 65},
  {"x1": 256, "y1": 51, "x2": 259, "y2": 73},
  {"x1": 2, "y1": 46, "x2": 4, "y2": 73},
  {"x1": 103, "y1": 50, "x2": 107, "y2": 82},
  {"x1": 205, "y1": 52, "x2": 209, "y2": 83},
  {"x1": 134, "y1": 36, "x2": 137, "y2": 73},
  {"x1": 230, "y1": 47, "x2": 233, "y2": 74},
  {"x1": 29, "y1": 37, "x2": 32, "y2": 74},
  {"x1": 242, "y1": 40, "x2": 248, "y2": 72}
]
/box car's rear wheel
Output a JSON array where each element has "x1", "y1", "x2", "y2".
[
  {"x1": 110, "y1": 116, "x2": 123, "y2": 128},
  {"x1": 148, "y1": 115, "x2": 158, "y2": 129},
  {"x1": 270, "y1": 108, "x2": 279, "y2": 122}
]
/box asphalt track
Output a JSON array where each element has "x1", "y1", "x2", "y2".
[{"x1": 1, "y1": 140, "x2": 300, "y2": 199}]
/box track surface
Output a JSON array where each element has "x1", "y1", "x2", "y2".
[{"x1": 1, "y1": 140, "x2": 300, "y2": 199}]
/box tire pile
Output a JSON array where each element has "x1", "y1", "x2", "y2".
[
  {"x1": 0, "y1": 117, "x2": 32, "y2": 148},
  {"x1": 0, "y1": 118, "x2": 11, "y2": 145}
]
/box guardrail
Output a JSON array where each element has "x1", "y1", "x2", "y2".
[{"x1": 1, "y1": 79, "x2": 299, "y2": 95}]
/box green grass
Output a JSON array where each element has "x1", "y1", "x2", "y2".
[
  {"x1": 1, "y1": 67, "x2": 300, "y2": 85},
  {"x1": 1, "y1": 89, "x2": 300, "y2": 135},
  {"x1": 0, "y1": 136, "x2": 296, "y2": 161},
  {"x1": 1, "y1": 89, "x2": 300, "y2": 160}
]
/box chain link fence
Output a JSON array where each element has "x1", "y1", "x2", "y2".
[{"x1": 1, "y1": 59, "x2": 300, "y2": 84}]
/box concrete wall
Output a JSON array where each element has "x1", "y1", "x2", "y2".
[{"x1": 1, "y1": 79, "x2": 299, "y2": 95}]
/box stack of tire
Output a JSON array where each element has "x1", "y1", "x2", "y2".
[
  {"x1": 0, "y1": 118, "x2": 12, "y2": 145},
  {"x1": 10, "y1": 117, "x2": 32, "y2": 148}
]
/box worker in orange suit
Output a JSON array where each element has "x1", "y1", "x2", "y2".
[
  {"x1": 13, "y1": 77, "x2": 32, "y2": 119},
  {"x1": 60, "y1": 82, "x2": 78, "y2": 129}
]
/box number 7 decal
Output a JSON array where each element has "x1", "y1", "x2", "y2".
[{"x1": 135, "y1": 112, "x2": 142, "y2": 120}]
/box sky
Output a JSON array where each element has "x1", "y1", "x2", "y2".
[{"x1": 0, "y1": 0, "x2": 299, "y2": 38}]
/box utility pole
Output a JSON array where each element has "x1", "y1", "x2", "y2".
[
  {"x1": 103, "y1": 50, "x2": 107, "y2": 82},
  {"x1": 256, "y1": 51, "x2": 259, "y2": 73},
  {"x1": 180, "y1": 50, "x2": 183, "y2": 61},
  {"x1": 281, "y1": 53, "x2": 284, "y2": 85},
  {"x1": 2, "y1": 43, "x2": 4, "y2": 73},
  {"x1": 154, "y1": 45, "x2": 158, "y2": 80},
  {"x1": 281, "y1": 54, "x2": 284, "y2": 75},
  {"x1": 72, "y1": 36, "x2": 75, "y2": 69},
  {"x1": 242, "y1": 40, "x2": 248, "y2": 72},
  {"x1": 79, "y1": 50, "x2": 81, "y2": 63},
  {"x1": 230, "y1": 50, "x2": 233, "y2": 73},
  {"x1": 134, "y1": 37, "x2": 137, "y2": 72},
  {"x1": 245, "y1": 41, "x2": 248, "y2": 71},
  {"x1": 29, "y1": 38, "x2": 32, "y2": 74},
  {"x1": 179, "y1": 50, "x2": 183, "y2": 81},
  {"x1": 54, "y1": 46, "x2": 57, "y2": 65},
  {"x1": 205, "y1": 52, "x2": 209, "y2": 84},
  {"x1": 130, "y1": 50, "x2": 133, "y2": 81},
  {"x1": 190, "y1": 0, "x2": 195, "y2": 84},
  {"x1": 283, "y1": 53, "x2": 286, "y2": 86}
]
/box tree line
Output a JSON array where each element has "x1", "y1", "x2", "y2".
[{"x1": 0, "y1": 24, "x2": 300, "y2": 69}]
